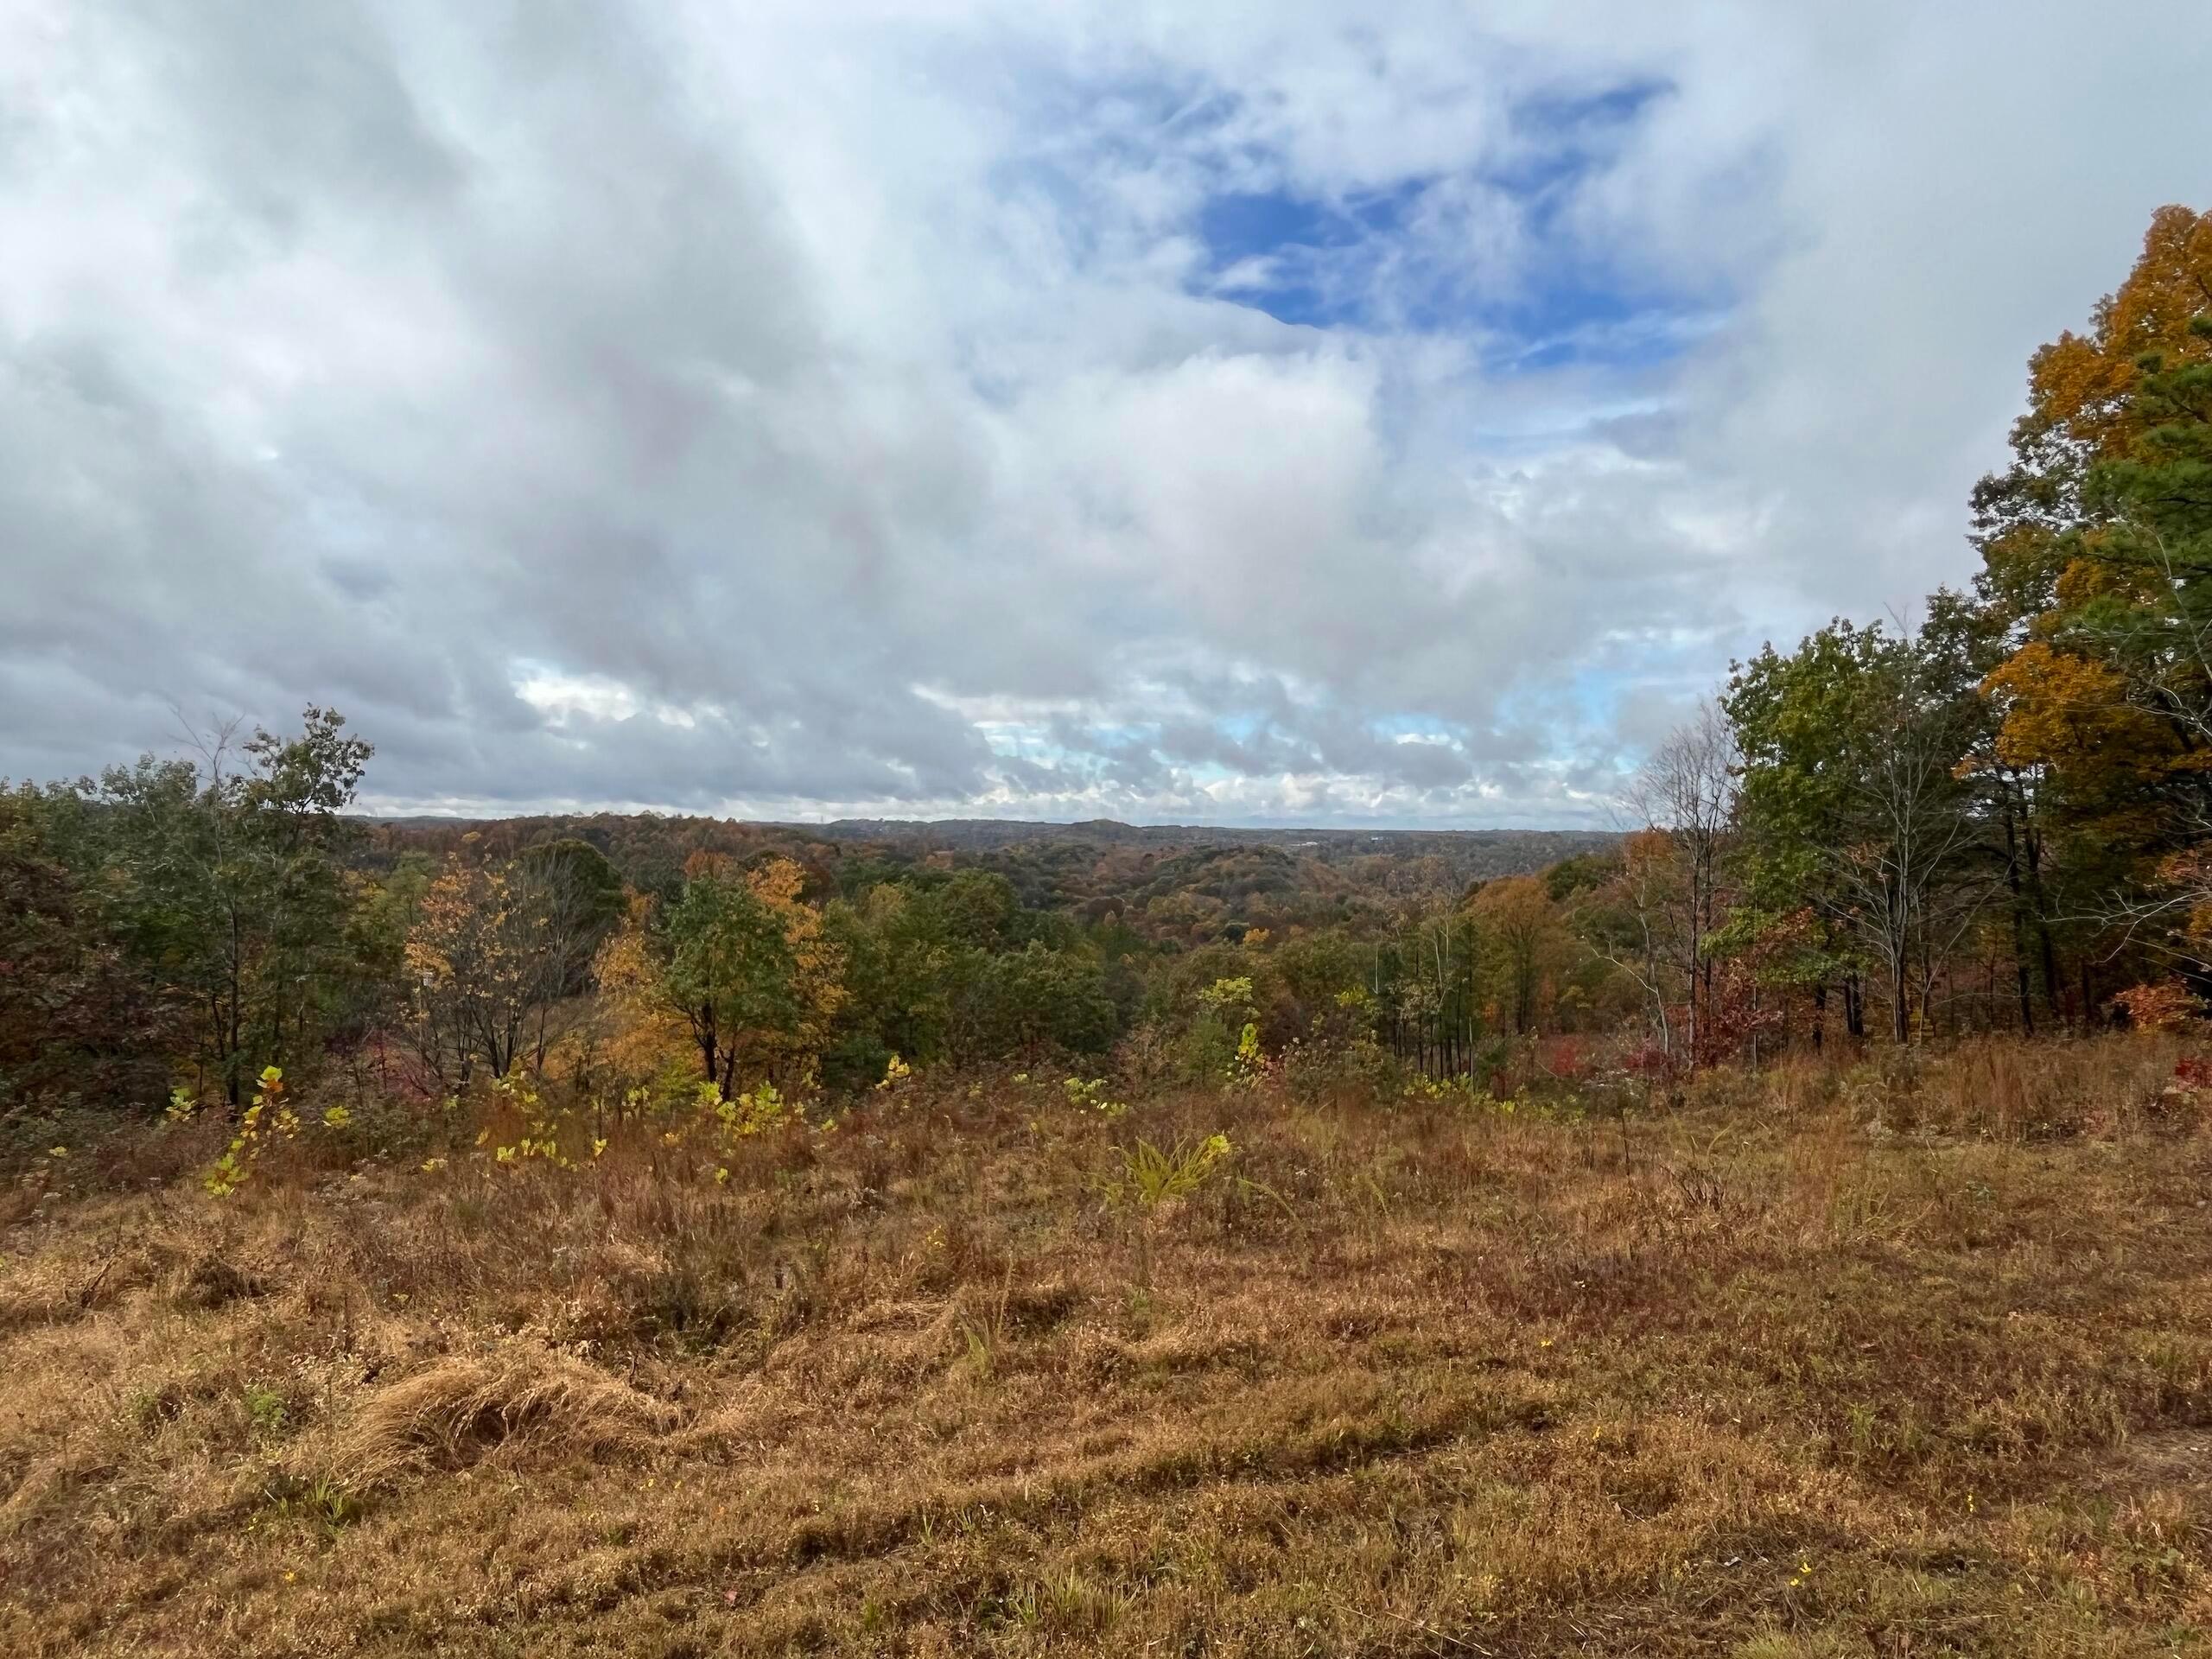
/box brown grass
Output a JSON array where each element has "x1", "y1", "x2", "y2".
[
  {"x1": 332, "y1": 1351, "x2": 684, "y2": 1489},
  {"x1": 5, "y1": 1037, "x2": 2212, "y2": 1655}
]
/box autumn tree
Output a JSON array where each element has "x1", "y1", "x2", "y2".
[
  {"x1": 740, "y1": 855, "x2": 847, "y2": 1086},
  {"x1": 1471, "y1": 875, "x2": 1562, "y2": 1036},
  {"x1": 407, "y1": 844, "x2": 583, "y2": 1092},
  {"x1": 1967, "y1": 204, "x2": 2212, "y2": 993},
  {"x1": 1383, "y1": 899, "x2": 1485, "y2": 1076},
  {"x1": 643, "y1": 854, "x2": 846, "y2": 1098},
  {"x1": 1974, "y1": 206, "x2": 2212, "y2": 626},
  {"x1": 587, "y1": 893, "x2": 696, "y2": 1103}
]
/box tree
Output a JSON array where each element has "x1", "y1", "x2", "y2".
[
  {"x1": 515, "y1": 839, "x2": 626, "y2": 991},
  {"x1": 662, "y1": 861, "x2": 801, "y2": 1098},
  {"x1": 1624, "y1": 702, "x2": 1738, "y2": 1061},
  {"x1": 401, "y1": 838, "x2": 613, "y2": 1084},
  {"x1": 962, "y1": 943, "x2": 1119, "y2": 1060},
  {"x1": 1728, "y1": 619, "x2": 1988, "y2": 1042},
  {"x1": 1471, "y1": 875, "x2": 1561, "y2": 1036},
  {"x1": 1580, "y1": 829, "x2": 1691, "y2": 1056},
  {"x1": 404, "y1": 854, "x2": 511, "y2": 1085},
  {"x1": 33, "y1": 707, "x2": 372, "y2": 1105},
  {"x1": 821, "y1": 882, "x2": 954, "y2": 1083},
  {"x1": 1973, "y1": 207, "x2": 2212, "y2": 626},
  {"x1": 739, "y1": 855, "x2": 847, "y2": 1085},
  {"x1": 0, "y1": 792, "x2": 182, "y2": 1119},
  {"x1": 1968, "y1": 205, "x2": 2212, "y2": 995},
  {"x1": 588, "y1": 893, "x2": 696, "y2": 1103},
  {"x1": 1351, "y1": 898, "x2": 1485, "y2": 1077}
]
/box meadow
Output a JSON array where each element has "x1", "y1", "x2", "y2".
[{"x1": 6, "y1": 1037, "x2": 2211, "y2": 1656}]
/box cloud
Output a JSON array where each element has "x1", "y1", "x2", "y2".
[{"x1": 1, "y1": 1, "x2": 2206, "y2": 827}]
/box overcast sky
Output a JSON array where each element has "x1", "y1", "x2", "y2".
[{"x1": 3, "y1": 3, "x2": 2206, "y2": 826}]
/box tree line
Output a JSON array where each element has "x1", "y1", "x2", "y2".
[{"x1": 1707, "y1": 204, "x2": 2212, "y2": 1052}]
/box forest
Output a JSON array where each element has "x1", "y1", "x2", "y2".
[{"x1": 5, "y1": 207, "x2": 2212, "y2": 1659}]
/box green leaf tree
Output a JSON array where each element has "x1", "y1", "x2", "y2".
[{"x1": 663, "y1": 865, "x2": 800, "y2": 1099}]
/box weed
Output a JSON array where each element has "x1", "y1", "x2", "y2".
[
  {"x1": 243, "y1": 1385, "x2": 291, "y2": 1440},
  {"x1": 254, "y1": 1473, "x2": 364, "y2": 1541},
  {"x1": 1103, "y1": 1133, "x2": 1232, "y2": 1208}
]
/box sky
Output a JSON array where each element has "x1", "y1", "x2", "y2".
[{"x1": 2, "y1": 3, "x2": 2207, "y2": 828}]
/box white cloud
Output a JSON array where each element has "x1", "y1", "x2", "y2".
[{"x1": 1, "y1": 1, "x2": 2206, "y2": 827}]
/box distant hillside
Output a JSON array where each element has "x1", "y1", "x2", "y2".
[
  {"x1": 362, "y1": 812, "x2": 1619, "y2": 946},
  {"x1": 794, "y1": 817, "x2": 1617, "y2": 863}
]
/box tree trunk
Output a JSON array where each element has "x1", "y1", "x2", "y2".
[
  {"x1": 2002, "y1": 806, "x2": 2035, "y2": 1035},
  {"x1": 226, "y1": 899, "x2": 244, "y2": 1108},
  {"x1": 696, "y1": 1004, "x2": 719, "y2": 1087},
  {"x1": 2022, "y1": 820, "x2": 2062, "y2": 1020}
]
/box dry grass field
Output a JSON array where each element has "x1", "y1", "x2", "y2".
[{"x1": 7, "y1": 1039, "x2": 2212, "y2": 1656}]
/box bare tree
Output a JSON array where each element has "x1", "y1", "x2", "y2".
[
  {"x1": 1593, "y1": 828, "x2": 1680, "y2": 1058},
  {"x1": 1626, "y1": 702, "x2": 1738, "y2": 1063}
]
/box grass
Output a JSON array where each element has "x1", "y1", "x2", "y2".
[{"x1": 4, "y1": 1037, "x2": 2212, "y2": 1655}]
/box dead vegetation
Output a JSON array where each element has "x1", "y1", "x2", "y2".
[
  {"x1": 5, "y1": 1038, "x2": 2212, "y2": 1655},
  {"x1": 332, "y1": 1351, "x2": 685, "y2": 1489}
]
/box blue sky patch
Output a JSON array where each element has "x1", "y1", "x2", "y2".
[{"x1": 1189, "y1": 74, "x2": 1719, "y2": 372}]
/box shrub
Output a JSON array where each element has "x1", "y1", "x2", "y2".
[{"x1": 2113, "y1": 980, "x2": 2203, "y2": 1033}]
